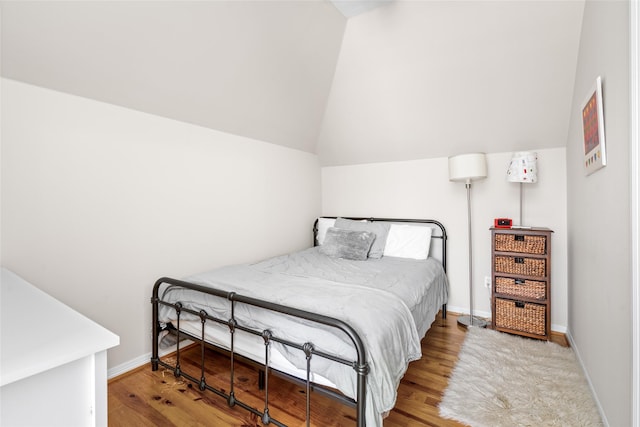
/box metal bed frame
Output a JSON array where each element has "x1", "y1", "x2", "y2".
[{"x1": 151, "y1": 217, "x2": 447, "y2": 426}]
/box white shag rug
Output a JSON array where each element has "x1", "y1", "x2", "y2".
[{"x1": 439, "y1": 327, "x2": 603, "y2": 427}]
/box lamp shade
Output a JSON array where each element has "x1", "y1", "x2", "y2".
[
  {"x1": 448, "y1": 153, "x2": 487, "y2": 183},
  {"x1": 507, "y1": 151, "x2": 538, "y2": 183}
]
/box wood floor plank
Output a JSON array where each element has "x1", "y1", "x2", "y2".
[{"x1": 108, "y1": 313, "x2": 567, "y2": 426}]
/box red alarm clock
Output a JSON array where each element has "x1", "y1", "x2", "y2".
[{"x1": 494, "y1": 218, "x2": 513, "y2": 228}]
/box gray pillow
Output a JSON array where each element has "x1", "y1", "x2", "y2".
[
  {"x1": 334, "y1": 218, "x2": 390, "y2": 259},
  {"x1": 319, "y1": 227, "x2": 375, "y2": 261}
]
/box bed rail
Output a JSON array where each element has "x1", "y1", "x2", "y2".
[{"x1": 151, "y1": 277, "x2": 369, "y2": 427}]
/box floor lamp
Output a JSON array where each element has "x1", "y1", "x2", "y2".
[{"x1": 448, "y1": 153, "x2": 488, "y2": 328}]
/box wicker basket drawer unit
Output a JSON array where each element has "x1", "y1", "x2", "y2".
[
  {"x1": 495, "y1": 277, "x2": 546, "y2": 300},
  {"x1": 494, "y1": 233, "x2": 547, "y2": 255},
  {"x1": 491, "y1": 227, "x2": 553, "y2": 340},
  {"x1": 495, "y1": 298, "x2": 546, "y2": 337},
  {"x1": 495, "y1": 256, "x2": 546, "y2": 277}
]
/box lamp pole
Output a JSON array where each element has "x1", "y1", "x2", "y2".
[{"x1": 457, "y1": 180, "x2": 487, "y2": 328}]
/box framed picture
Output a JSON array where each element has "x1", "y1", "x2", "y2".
[{"x1": 581, "y1": 76, "x2": 606, "y2": 175}]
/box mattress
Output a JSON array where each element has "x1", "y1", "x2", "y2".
[{"x1": 158, "y1": 246, "x2": 448, "y2": 427}]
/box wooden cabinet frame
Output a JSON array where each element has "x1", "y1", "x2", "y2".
[{"x1": 491, "y1": 227, "x2": 553, "y2": 340}]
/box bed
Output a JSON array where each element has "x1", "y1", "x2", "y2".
[{"x1": 151, "y1": 217, "x2": 448, "y2": 427}]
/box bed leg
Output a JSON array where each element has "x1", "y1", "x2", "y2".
[
  {"x1": 442, "y1": 304, "x2": 447, "y2": 320},
  {"x1": 151, "y1": 299, "x2": 160, "y2": 371},
  {"x1": 258, "y1": 369, "x2": 265, "y2": 390},
  {"x1": 151, "y1": 327, "x2": 159, "y2": 371}
]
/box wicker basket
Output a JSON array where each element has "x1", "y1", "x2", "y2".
[
  {"x1": 495, "y1": 277, "x2": 546, "y2": 300},
  {"x1": 495, "y1": 256, "x2": 546, "y2": 277},
  {"x1": 495, "y1": 298, "x2": 546, "y2": 336},
  {"x1": 495, "y1": 233, "x2": 546, "y2": 254}
]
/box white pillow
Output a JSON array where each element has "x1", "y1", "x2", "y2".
[
  {"x1": 383, "y1": 225, "x2": 433, "y2": 260},
  {"x1": 316, "y1": 218, "x2": 336, "y2": 245}
]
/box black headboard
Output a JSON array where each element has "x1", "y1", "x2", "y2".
[{"x1": 313, "y1": 217, "x2": 447, "y2": 273}]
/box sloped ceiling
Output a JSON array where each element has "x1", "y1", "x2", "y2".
[
  {"x1": 0, "y1": 0, "x2": 346, "y2": 153},
  {"x1": 318, "y1": 0, "x2": 585, "y2": 165},
  {"x1": 1, "y1": 1, "x2": 584, "y2": 166}
]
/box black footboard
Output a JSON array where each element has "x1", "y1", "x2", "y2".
[{"x1": 151, "y1": 277, "x2": 369, "y2": 427}]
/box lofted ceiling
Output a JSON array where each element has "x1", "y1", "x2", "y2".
[
  {"x1": 0, "y1": 0, "x2": 347, "y2": 154},
  {"x1": 317, "y1": 0, "x2": 585, "y2": 165},
  {"x1": 1, "y1": 1, "x2": 585, "y2": 166}
]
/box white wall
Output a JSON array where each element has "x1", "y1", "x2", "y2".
[
  {"x1": 0, "y1": 79, "x2": 322, "y2": 370},
  {"x1": 322, "y1": 148, "x2": 568, "y2": 331},
  {"x1": 565, "y1": 1, "x2": 631, "y2": 426},
  {"x1": 317, "y1": 0, "x2": 584, "y2": 166}
]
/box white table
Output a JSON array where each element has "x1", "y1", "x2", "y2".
[{"x1": 1, "y1": 268, "x2": 119, "y2": 427}]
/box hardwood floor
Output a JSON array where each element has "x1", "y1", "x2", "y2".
[{"x1": 108, "y1": 313, "x2": 567, "y2": 427}]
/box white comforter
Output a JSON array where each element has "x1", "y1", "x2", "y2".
[{"x1": 158, "y1": 247, "x2": 448, "y2": 426}]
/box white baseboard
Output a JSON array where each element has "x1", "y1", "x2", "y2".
[
  {"x1": 565, "y1": 330, "x2": 609, "y2": 427},
  {"x1": 446, "y1": 304, "x2": 491, "y2": 320},
  {"x1": 108, "y1": 339, "x2": 193, "y2": 380},
  {"x1": 108, "y1": 353, "x2": 150, "y2": 379}
]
